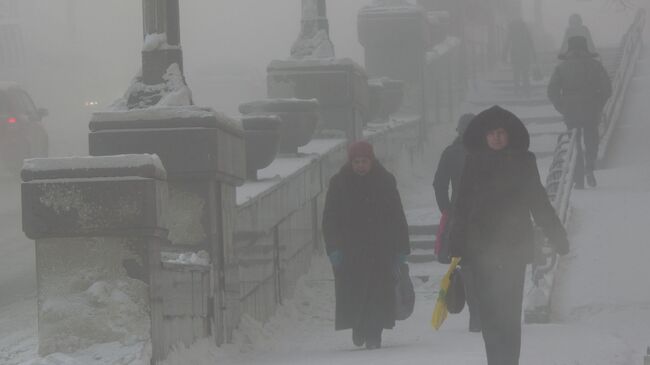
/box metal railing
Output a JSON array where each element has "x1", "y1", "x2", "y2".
[
  {"x1": 525, "y1": 8, "x2": 646, "y2": 324},
  {"x1": 525, "y1": 130, "x2": 578, "y2": 323},
  {"x1": 237, "y1": 199, "x2": 318, "y2": 324},
  {"x1": 599, "y1": 8, "x2": 646, "y2": 160}
]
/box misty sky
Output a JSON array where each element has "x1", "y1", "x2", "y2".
[{"x1": 9, "y1": 0, "x2": 640, "y2": 154}]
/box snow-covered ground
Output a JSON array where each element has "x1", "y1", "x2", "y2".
[{"x1": 153, "y1": 48, "x2": 650, "y2": 365}]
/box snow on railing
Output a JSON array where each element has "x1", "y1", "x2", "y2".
[
  {"x1": 599, "y1": 8, "x2": 646, "y2": 160},
  {"x1": 525, "y1": 129, "x2": 577, "y2": 323},
  {"x1": 525, "y1": 8, "x2": 646, "y2": 324}
]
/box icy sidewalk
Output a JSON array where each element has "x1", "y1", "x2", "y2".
[
  {"x1": 153, "y1": 253, "x2": 630, "y2": 365},
  {"x1": 552, "y1": 168, "x2": 650, "y2": 365}
]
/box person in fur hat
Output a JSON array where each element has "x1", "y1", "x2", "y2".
[{"x1": 322, "y1": 140, "x2": 410, "y2": 350}]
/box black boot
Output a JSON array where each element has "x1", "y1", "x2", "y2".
[
  {"x1": 365, "y1": 328, "x2": 382, "y2": 350},
  {"x1": 352, "y1": 327, "x2": 365, "y2": 347}
]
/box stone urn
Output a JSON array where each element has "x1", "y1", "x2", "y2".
[
  {"x1": 381, "y1": 78, "x2": 405, "y2": 119},
  {"x1": 241, "y1": 115, "x2": 282, "y2": 180},
  {"x1": 367, "y1": 79, "x2": 387, "y2": 124},
  {"x1": 239, "y1": 98, "x2": 320, "y2": 154}
]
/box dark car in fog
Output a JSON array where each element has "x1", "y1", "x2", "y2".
[{"x1": 0, "y1": 82, "x2": 49, "y2": 173}]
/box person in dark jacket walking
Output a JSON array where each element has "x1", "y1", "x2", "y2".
[
  {"x1": 433, "y1": 113, "x2": 481, "y2": 332},
  {"x1": 503, "y1": 19, "x2": 537, "y2": 97},
  {"x1": 448, "y1": 106, "x2": 570, "y2": 365},
  {"x1": 548, "y1": 36, "x2": 612, "y2": 188},
  {"x1": 322, "y1": 141, "x2": 411, "y2": 350}
]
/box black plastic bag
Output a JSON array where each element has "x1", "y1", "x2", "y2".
[
  {"x1": 395, "y1": 263, "x2": 415, "y2": 320},
  {"x1": 446, "y1": 266, "x2": 466, "y2": 314}
]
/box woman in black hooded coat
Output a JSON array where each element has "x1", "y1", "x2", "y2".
[{"x1": 448, "y1": 106, "x2": 570, "y2": 365}]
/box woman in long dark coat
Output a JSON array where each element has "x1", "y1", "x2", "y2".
[
  {"x1": 448, "y1": 106, "x2": 570, "y2": 365},
  {"x1": 322, "y1": 141, "x2": 410, "y2": 350}
]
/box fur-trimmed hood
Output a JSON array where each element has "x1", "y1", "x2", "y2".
[{"x1": 463, "y1": 106, "x2": 530, "y2": 154}]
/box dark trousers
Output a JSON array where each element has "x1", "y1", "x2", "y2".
[
  {"x1": 461, "y1": 265, "x2": 481, "y2": 330},
  {"x1": 472, "y1": 257, "x2": 527, "y2": 365},
  {"x1": 573, "y1": 123, "x2": 600, "y2": 186}
]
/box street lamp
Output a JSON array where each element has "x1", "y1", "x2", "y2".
[{"x1": 141, "y1": 0, "x2": 183, "y2": 85}]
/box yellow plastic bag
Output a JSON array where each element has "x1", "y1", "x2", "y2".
[{"x1": 431, "y1": 257, "x2": 461, "y2": 330}]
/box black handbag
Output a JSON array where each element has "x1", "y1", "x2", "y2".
[
  {"x1": 446, "y1": 266, "x2": 466, "y2": 314},
  {"x1": 395, "y1": 263, "x2": 415, "y2": 320}
]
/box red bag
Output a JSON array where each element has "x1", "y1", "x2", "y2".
[{"x1": 434, "y1": 211, "x2": 449, "y2": 256}]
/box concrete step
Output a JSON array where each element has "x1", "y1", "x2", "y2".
[
  {"x1": 407, "y1": 254, "x2": 436, "y2": 264},
  {"x1": 410, "y1": 235, "x2": 435, "y2": 250},
  {"x1": 408, "y1": 224, "x2": 438, "y2": 235},
  {"x1": 523, "y1": 116, "x2": 563, "y2": 125},
  {"x1": 468, "y1": 97, "x2": 551, "y2": 108},
  {"x1": 407, "y1": 248, "x2": 436, "y2": 263}
]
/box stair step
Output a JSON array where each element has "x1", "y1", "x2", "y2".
[
  {"x1": 523, "y1": 116, "x2": 563, "y2": 125},
  {"x1": 410, "y1": 239, "x2": 435, "y2": 250},
  {"x1": 408, "y1": 224, "x2": 438, "y2": 235},
  {"x1": 468, "y1": 98, "x2": 551, "y2": 108},
  {"x1": 408, "y1": 248, "x2": 436, "y2": 263},
  {"x1": 407, "y1": 254, "x2": 437, "y2": 263}
]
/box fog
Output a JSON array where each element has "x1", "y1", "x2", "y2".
[
  {"x1": 1, "y1": 1, "x2": 650, "y2": 364},
  {"x1": 8, "y1": 0, "x2": 638, "y2": 157}
]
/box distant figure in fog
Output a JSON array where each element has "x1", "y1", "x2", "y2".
[
  {"x1": 559, "y1": 14, "x2": 598, "y2": 58},
  {"x1": 449, "y1": 106, "x2": 570, "y2": 365},
  {"x1": 503, "y1": 19, "x2": 537, "y2": 97},
  {"x1": 433, "y1": 112, "x2": 482, "y2": 333},
  {"x1": 548, "y1": 36, "x2": 612, "y2": 188},
  {"x1": 322, "y1": 140, "x2": 410, "y2": 350}
]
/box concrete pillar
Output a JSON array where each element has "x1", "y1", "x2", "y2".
[
  {"x1": 21, "y1": 155, "x2": 168, "y2": 358},
  {"x1": 89, "y1": 108, "x2": 246, "y2": 346},
  {"x1": 358, "y1": 2, "x2": 429, "y2": 116},
  {"x1": 141, "y1": 0, "x2": 183, "y2": 85},
  {"x1": 268, "y1": 0, "x2": 368, "y2": 141}
]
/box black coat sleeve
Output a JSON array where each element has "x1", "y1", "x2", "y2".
[
  {"x1": 322, "y1": 175, "x2": 344, "y2": 255},
  {"x1": 448, "y1": 155, "x2": 477, "y2": 258},
  {"x1": 433, "y1": 148, "x2": 452, "y2": 213},
  {"x1": 526, "y1": 154, "x2": 570, "y2": 253},
  {"x1": 387, "y1": 175, "x2": 411, "y2": 256}
]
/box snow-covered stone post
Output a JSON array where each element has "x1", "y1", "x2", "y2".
[
  {"x1": 267, "y1": 0, "x2": 369, "y2": 141},
  {"x1": 88, "y1": 107, "x2": 246, "y2": 349},
  {"x1": 358, "y1": 1, "x2": 430, "y2": 118},
  {"x1": 20, "y1": 154, "x2": 168, "y2": 358},
  {"x1": 291, "y1": 0, "x2": 334, "y2": 59},
  {"x1": 141, "y1": 0, "x2": 183, "y2": 85}
]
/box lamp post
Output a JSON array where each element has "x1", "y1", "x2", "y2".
[
  {"x1": 534, "y1": 0, "x2": 543, "y2": 30},
  {"x1": 141, "y1": 0, "x2": 184, "y2": 85},
  {"x1": 290, "y1": 0, "x2": 334, "y2": 59}
]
